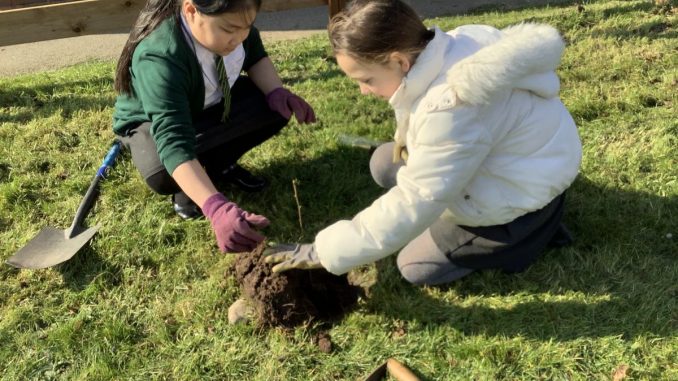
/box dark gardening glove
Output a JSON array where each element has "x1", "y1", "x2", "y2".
[
  {"x1": 263, "y1": 243, "x2": 322, "y2": 273},
  {"x1": 202, "y1": 193, "x2": 269, "y2": 253},
  {"x1": 265, "y1": 87, "x2": 316, "y2": 124}
]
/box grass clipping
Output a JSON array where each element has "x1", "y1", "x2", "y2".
[{"x1": 232, "y1": 243, "x2": 360, "y2": 328}]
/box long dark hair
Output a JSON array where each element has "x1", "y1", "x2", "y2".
[
  {"x1": 115, "y1": 0, "x2": 261, "y2": 95},
  {"x1": 328, "y1": 0, "x2": 434, "y2": 64}
]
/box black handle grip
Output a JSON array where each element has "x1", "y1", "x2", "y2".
[{"x1": 66, "y1": 141, "x2": 121, "y2": 238}]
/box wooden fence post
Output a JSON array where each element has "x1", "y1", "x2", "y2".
[{"x1": 328, "y1": 0, "x2": 346, "y2": 17}]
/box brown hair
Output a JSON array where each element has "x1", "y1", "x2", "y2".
[
  {"x1": 114, "y1": 0, "x2": 261, "y2": 95},
  {"x1": 328, "y1": 0, "x2": 434, "y2": 64}
]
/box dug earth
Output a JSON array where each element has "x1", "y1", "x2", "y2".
[{"x1": 232, "y1": 243, "x2": 361, "y2": 328}]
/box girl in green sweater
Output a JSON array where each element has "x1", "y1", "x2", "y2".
[{"x1": 113, "y1": 0, "x2": 315, "y2": 253}]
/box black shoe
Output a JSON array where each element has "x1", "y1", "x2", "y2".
[
  {"x1": 172, "y1": 192, "x2": 202, "y2": 220},
  {"x1": 221, "y1": 164, "x2": 268, "y2": 193}
]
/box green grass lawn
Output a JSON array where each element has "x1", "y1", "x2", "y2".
[{"x1": 0, "y1": 1, "x2": 676, "y2": 379}]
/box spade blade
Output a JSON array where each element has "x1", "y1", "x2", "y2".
[{"x1": 6, "y1": 224, "x2": 100, "y2": 269}]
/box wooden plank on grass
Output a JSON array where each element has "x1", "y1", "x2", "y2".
[
  {"x1": 0, "y1": 0, "x2": 328, "y2": 11},
  {"x1": 263, "y1": 0, "x2": 325, "y2": 12},
  {"x1": 0, "y1": 0, "x2": 145, "y2": 46},
  {"x1": 263, "y1": 0, "x2": 344, "y2": 16},
  {"x1": 0, "y1": 0, "x2": 335, "y2": 46},
  {"x1": 0, "y1": 0, "x2": 59, "y2": 9}
]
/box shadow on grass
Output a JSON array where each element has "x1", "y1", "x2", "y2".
[
  {"x1": 465, "y1": 0, "x2": 578, "y2": 16},
  {"x1": 56, "y1": 245, "x2": 123, "y2": 291},
  {"x1": 271, "y1": 42, "x2": 345, "y2": 87},
  {"x1": 282, "y1": 66, "x2": 345, "y2": 87},
  {"x1": 3, "y1": 96, "x2": 673, "y2": 346},
  {"x1": 0, "y1": 78, "x2": 114, "y2": 124},
  {"x1": 590, "y1": 0, "x2": 677, "y2": 41},
  {"x1": 598, "y1": 0, "x2": 655, "y2": 16},
  {"x1": 0, "y1": 243, "x2": 121, "y2": 295},
  {"x1": 592, "y1": 19, "x2": 677, "y2": 41},
  {"x1": 233, "y1": 143, "x2": 385, "y2": 240},
  {"x1": 230, "y1": 140, "x2": 675, "y2": 344},
  {"x1": 358, "y1": 175, "x2": 676, "y2": 342},
  {"x1": 485, "y1": 1, "x2": 675, "y2": 42}
]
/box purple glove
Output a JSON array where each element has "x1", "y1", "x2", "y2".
[
  {"x1": 265, "y1": 87, "x2": 316, "y2": 124},
  {"x1": 202, "y1": 193, "x2": 270, "y2": 253}
]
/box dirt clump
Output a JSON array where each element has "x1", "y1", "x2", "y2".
[
  {"x1": 232, "y1": 243, "x2": 360, "y2": 328},
  {"x1": 314, "y1": 331, "x2": 333, "y2": 353}
]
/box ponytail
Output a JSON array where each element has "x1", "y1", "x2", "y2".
[
  {"x1": 115, "y1": 0, "x2": 179, "y2": 94},
  {"x1": 115, "y1": 0, "x2": 262, "y2": 95}
]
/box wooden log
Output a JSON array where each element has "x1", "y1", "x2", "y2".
[
  {"x1": 0, "y1": 0, "x2": 145, "y2": 46},
  {"x1": 0, "y1": 0, "x2": 62, "y2": 10},
  {"x1": 0, "y1": 0, "x2": 335, "y2": 46},
  {"x1": 263, "y1": 0, "x2": 325, "y2": 12},
  {"x1": 0, "y1": 0, "x2": 329, "y2": 11}
]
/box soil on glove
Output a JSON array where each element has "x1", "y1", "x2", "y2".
[{"x1": 233, "y1": 243, "x2": 360, "y2": 328}]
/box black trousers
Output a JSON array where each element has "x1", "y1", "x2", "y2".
[
  {"x1": 119, "y1": 77, "x2": 287, "y2": 195},
  {"x1": 430, "y1": 193, "x2": 566, "y2": 272}
]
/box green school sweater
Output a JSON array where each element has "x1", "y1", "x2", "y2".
[{"x1": 113, "y1": 15, "x2": 267, "y2": 174}]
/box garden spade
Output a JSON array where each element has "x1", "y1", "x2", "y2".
[{"x1": 5, "y1": 141, "x2": 122, "y2": 269}]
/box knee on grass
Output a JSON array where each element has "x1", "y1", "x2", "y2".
[
  {"x1": 396, "y1": 251, "x2": 474, "y2": 286},
  {"x1": 398, "y1": 263, "x2": 473, "y2": 286}
]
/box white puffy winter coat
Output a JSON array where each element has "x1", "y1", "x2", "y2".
[{"x1": 316, "y1": 24, "x2": 582, "y2": 275}]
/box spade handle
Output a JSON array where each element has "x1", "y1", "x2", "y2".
[
  {"x1": 386, "y1": 358, "x2": 420, "y2": 381},
  {"x1": 67, "y1": 141, "x2": 122, "y2": 238}
]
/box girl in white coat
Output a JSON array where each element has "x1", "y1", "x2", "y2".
[{"x1": 265, "y1": 0, "x2": 582, "y2": 285}]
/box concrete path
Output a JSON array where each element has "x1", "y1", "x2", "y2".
[{"x1": 0, "y1": 0, "x2": 566, "y2": 77}]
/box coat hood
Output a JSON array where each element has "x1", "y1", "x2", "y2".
[{"x1": 447, "y1": 23, "x2": 566, "y2": 105}]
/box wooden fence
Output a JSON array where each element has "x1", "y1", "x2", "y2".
[{"x1": 0, "y1": 0, "x2": 346, "y2": 46}]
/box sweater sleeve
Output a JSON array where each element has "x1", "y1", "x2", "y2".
[
  {"x1": 133, "y1": 50, "x2": 196, "y2": 175},
  {"x1": 315, "y1": 107, "x2": 492, "y2": 275},
  {"x1": 242, "y1": 26, "x2": 268, "y2": 71}
]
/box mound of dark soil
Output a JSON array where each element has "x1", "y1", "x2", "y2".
[{"x1": 233, "y1": 243, "x2": 360, "y2": 328}]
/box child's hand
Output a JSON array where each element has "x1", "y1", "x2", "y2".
[
  {"x1": 263, "y1": 243, "x2": 322, "y2": 273},
  {"x1": 265, "y1": 87, "x2": 316, "y2": 124},
  {"x1": 201, "y1": 193, "x2": 269, "y2": 253}
]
